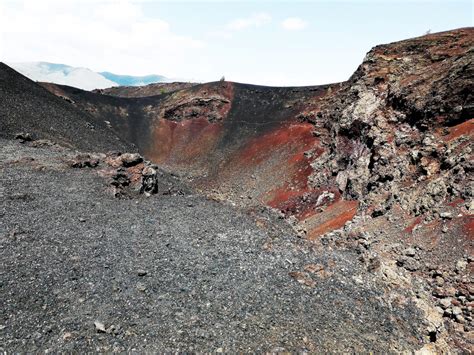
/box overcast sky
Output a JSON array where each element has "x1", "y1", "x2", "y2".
[{"x1": 0, "y1": 0, "x2": 472, "y2": 85}]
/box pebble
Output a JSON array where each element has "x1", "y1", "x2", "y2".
[
  {"x1": 136, "y1": 283, "x2": 147, "y2": 292},
  {"x1": 453, "y1": 105, "x2": 463, "y2": 113},
  {"x1": 440, "y1": 212, "x2": 452, "y2": 219},
  {"x1": 94, "y1": 321, "x2": 106, "y2": 333},
  {"x1": 137, "y1": 269, "x2": 148, "y2": 276},
  {"x1": 444, "y1": 308, "x2": 453, "y2": 317},
  {"x1": 435, "y1": 276, "x2": 445, "y2": 286},
  {"x1": 404, "y1": 248, "x2": 416, "y2": 257},
  {"x1": 456, "y1": 260, "x2": 468, "y2": 272},
  {"x1": 433, "y1": 286, "x2": 456, "y2": 298},
  {"x1": 438, "y1": 298, "x2": 452, "y2": 309},
  {"x1": 106, "y1": 324, "x2": 120, "y2": 334},
  {"x1": 452, "y1": 306, "x2": 462, "y2": 316}
]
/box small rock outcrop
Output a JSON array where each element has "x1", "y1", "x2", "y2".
[{"x1": 70, "y1": 151, "x2": 159, "y2": 198}]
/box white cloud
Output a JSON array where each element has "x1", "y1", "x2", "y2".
[
  {"x1": 227, "y1": 13, "x2": 271, "y2": 31},
  {"x1": 207, "y1": 12, "x2": 271, "y2": 41},
  {"x1": 207, "y1": 31, "x2": 233, "y2": 40},
  {"x1": 281, "y1": 17, "x2": 308, "y2": 31},
  {"x1": 0, "y1": 0, "x2": 205, "y2": 77}
]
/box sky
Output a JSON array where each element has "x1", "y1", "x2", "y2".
[{"x1": 0, "y1": 0, "x2": 472, "y2": 86}]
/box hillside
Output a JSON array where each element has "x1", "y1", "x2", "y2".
[{"x1": 0, "y1": 63, "x2": 133, "y2": 152}]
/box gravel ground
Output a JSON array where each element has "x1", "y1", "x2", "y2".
[{"x1": 0, "y1": 139, "x2": 425, "y2": 352}]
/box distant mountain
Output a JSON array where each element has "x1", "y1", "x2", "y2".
[
  {"x1": 100, "y1": 72, "x2": 167, "y2": 86},
  {"x1": 7, "y1": 62, "x2": 168, "y2": 90}
]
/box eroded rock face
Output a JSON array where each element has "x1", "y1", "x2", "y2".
[
  {"x1": 308, "y1": 28, "x2": 473, "y2": 220},
  {"x1": 296, "y1": 29, "x2": 473, "y2": 350},
  {"x1": 146, "y1": 81, "x2": 234, "y2": 124}
]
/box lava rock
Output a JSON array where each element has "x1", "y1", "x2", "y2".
[
  {"x1": 120, "y1": 153, "x2": 143, "y2": 167},
  {"x1": 404, "y1": 248, "x2": 417, "y2": 257},
  {"x1": 140, "y1": 166, "x2": 159, "y2": 196},
  {"x1": 70, "y1": 154, "x2": 99, "y2": 168},
  {"x1": 14, "y1": 132, "x2": 33, "y2": 143},
  {"x1": 94, "y1": 321, "x2": 106, "y2": 333}
]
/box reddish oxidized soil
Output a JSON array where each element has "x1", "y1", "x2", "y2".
[
  {"x1": 216, "y1": 122, "x2": 322, "y2": 210},
  {"x1": 147, "y1": 118, "x2": 224, "y2": 169},
  {"x1": 305, "y1": 200, "x2": 359, "y2": 240},
  {"x1": 442, "y1": 118, "x2": 474, "y2": 142}
]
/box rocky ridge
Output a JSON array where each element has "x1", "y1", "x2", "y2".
[{"x1": 93, "y1": 82, "x2": 198, "y2": 98}]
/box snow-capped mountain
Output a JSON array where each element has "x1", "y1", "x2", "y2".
[
  {"x1": 7, "y1": 62, "x2": 168, "y2": 90},
  {"x1": 100, "y1": 72, "x2": 167, "y2": 86}
]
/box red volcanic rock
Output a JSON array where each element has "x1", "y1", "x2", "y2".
[
  {"x1": 120, "y1": 152, "x2": 143, "y2": 167},
  {"x1": 306, "y1": 28, "x2": 473, "y2": 224}
]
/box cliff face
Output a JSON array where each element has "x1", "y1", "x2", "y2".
[
  {"x1": 296, "y1": 28, "x2": 474, "y2": 234},
  {"x1": 314, "y1": 27, "x2": 473, "y2": 201}
]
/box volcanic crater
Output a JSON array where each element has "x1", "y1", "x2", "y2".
[{"x1": 1, "y1": 28, "x2": 473, "y2": 352}]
